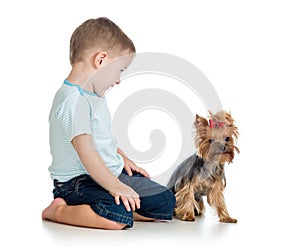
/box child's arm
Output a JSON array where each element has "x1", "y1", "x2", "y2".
[
  {"x1": 72, "y1": 134, "x2": 140, "y2": 212},
  {"x1": 117, "y1": 148, "x2": 150, "y2": 178}
]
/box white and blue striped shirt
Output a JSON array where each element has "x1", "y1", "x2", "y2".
[{"x1": 48, "y1": 80, "x2": 124, "y2": 182}]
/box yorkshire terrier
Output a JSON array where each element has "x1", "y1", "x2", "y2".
[{"x1": 167, "y1": 111, "x2": 239, "y2": 223}]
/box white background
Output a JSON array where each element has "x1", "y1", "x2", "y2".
[{"x1": 1, "y1": 0, "x2": 299, "y2": 246}]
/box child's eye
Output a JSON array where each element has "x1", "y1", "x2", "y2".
[{"x1": 120, "y1": 69, "x2": 124, "y2": 72}]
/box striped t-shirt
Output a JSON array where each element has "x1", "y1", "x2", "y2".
[{"x1": 48, "y1": 80, "x2": 124, "y2": 182}]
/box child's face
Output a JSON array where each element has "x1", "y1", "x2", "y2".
[{"x1": 91, "y1": 52, "x2": 134, "y2": 96}]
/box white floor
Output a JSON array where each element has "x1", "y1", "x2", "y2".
[
  {"x1": 10, "y1": 207, "x2": 297, "y2": 247},
  {"x1": 4, "y1": 183, "x2": 298, "y2": 247},
  {"x1": 41, "y1": 215, "x2": 240, "y2": 246}
]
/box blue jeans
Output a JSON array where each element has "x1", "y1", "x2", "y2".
[{"x1": 52, "y1": 170, "x2": 176, "y2": 228}]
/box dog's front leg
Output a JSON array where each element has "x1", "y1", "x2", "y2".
[
  {"x1": 175, "y1": 183, "x2": 197, "y2": 221},
  {"x1": 207, "y1": 181, "x2": 237, "y2": 223}
]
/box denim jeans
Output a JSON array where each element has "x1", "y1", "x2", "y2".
[{"x1": 53, "y1": 169, "x2": 176, "y2": 228}]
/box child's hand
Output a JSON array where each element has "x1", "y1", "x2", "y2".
[
  {"x1": 123, "y1": 156, "x2": 150, "y2": 178},
  {"x1": 109, "y1": 182, "x2": 140, "y2": 212}
]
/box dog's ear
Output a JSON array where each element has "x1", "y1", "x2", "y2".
[
  {"x1": 224, "y1": 111, "x2": 239, "y2": 140},
  {"x1": 194, "y1": 114, "x2": 209, "y2": 137},
  {"x1": 231, "y1": 123, "x2": 239, "y2": 140},
  {"x1": 195, "y1": 114, "x2": 209, "y2": 128},
  {"x1": 194, "y1": 114, "x2": 209, "y2": 149}
]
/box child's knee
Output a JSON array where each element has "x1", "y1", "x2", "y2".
[
  {"x1": 164, "y1": 189, "x2": 176, "y2": 212},
  {"x1": 142, "y1": 189, "x2": 176, "y2": 217}
]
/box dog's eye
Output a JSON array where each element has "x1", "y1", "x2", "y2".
[
  {"x1": 225, "y1": 137, "x2": 230, "y2": 142},
  {"x1": 209, "y1": 139, "x2": 214, "y2": 144}
]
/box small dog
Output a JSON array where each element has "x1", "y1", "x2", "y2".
[{"x1": 167, "y1": 111, "x2": 239, "y2": 223}]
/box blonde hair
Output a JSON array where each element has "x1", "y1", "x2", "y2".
[{"x1": 69, "y1": 17, "x2": 135, "y2": 65}]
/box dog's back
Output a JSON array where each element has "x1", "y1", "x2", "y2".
[{"x1": 167, "y1": 153, "x2": 204, "y2": 193}]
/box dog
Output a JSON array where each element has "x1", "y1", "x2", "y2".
[{"x1": 167, "y1": 111, "x2": 239, "y2": 223}]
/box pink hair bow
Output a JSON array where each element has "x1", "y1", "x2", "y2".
[{"x1": 209, "y1": 119, "x2": 224, "y2": 128}]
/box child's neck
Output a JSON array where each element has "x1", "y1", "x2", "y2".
[{"x1": 66, "y1": 62, "x2": 94, "y2": 93}]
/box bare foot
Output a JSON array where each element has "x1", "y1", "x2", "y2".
[
  {"x1": 42, "y1": 198, "x2": 67, "y2": 221},
  {"x1": 133, "y1": 212, "x2": 155, "y2": 222}
]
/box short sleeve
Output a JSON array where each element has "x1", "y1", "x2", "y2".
[{"x1": 56, "y1": 95, "x2": 92, "y2": 141}]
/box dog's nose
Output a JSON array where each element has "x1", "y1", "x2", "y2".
[{"x1": 219, "y1": 145, "x2": 226, "y2": 152}]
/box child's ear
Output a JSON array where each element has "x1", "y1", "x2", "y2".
[{"x1": 94, "y1": 51, "x2": 107, "y2": 69}]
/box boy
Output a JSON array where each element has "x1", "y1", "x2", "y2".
[{"x1": 42, "y1": 17, "x2": 175, "y2": 230}]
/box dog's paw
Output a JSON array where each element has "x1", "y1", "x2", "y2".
[
  {"x1": 220, "y1": 217, "x2": 237, "y2": 223},
  {"x1": 177, "y1": 214, "x2": 196, "y2": 221},
  {"x1": 183, "y1": 216, "x2": 196, "y2": 221}
]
